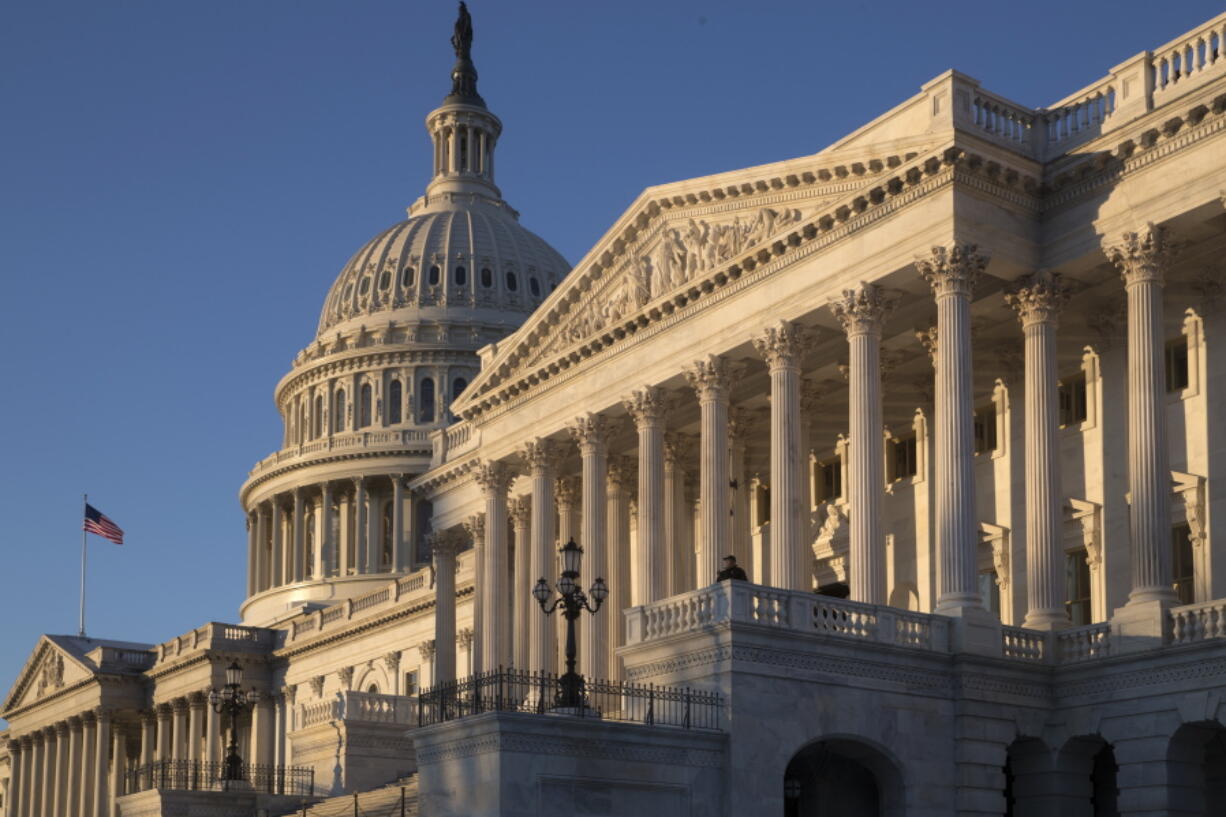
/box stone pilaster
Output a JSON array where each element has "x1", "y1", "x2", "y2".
[
  {"x1": 917, "y1": 244, "x2": 988, "y2": 616},
  {"x1": 509, "y1": 496, "x2": 532, "y2": 671},
  {"x1": 138, "y1": 712, "x2": 155, "y2": 767},
  {"x1": 245, "y1": 513, "x2": 257, "y2": 597},
  {"x1": 831, "y1": 284, "x2": 892, "y2": 605},
  {"x1": 570, "y1": 413, "x2": 611, "y2": 680},
  {"x1": 1107, "y1": 224, "x2": 1180, "y2": 606},
  {"x1": 391, "y1": 474, "x2": 406, "y2": 572},
  {"x1": 476, "y1": 460, "x2": 514, "y2": 671},
  {"x1": 292, "y1": 487, "x2": 305, "y2": 583},
  {"x1": 430, "y1": 531, "x2": 461, "y2": 683},
  {"x1": 78, "y1": 713, "x2": 95, "y2": 817},
  {"x1": 623, "y1": 388, "x2": 667, "y2": 604},
  {"x1": 753, "y1": 320, "x2": 808, "y2": 590},
  {"x1": 154, "y1": 704, "x2": 171, "y2": 762},
  {"x1": 521, "y1": 438, "x2": 559, "y2": 673},
  {"x1": 686, "y1": 355, "x2": 733, "y2": 587},
  {"x1": 187, "y1": 692, "x2": 205, "y2": 762},
  {"x1": 9, "y1": 737, "x2": 24, "y2": 817},
  {"x1": 1006, "y1": 270, "x2": 1073, "y2": 629}
]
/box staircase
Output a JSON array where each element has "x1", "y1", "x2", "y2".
[{"x1": 282, "y1": 774, "x2": 420, "y2": 817}]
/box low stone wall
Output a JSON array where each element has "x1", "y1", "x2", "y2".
[
  {"x1": 289, "y1": 719, "x2": 416, "y2": 796},
  {"x1": 117, "y1": 788, "x2": 310, "y2": 817}
]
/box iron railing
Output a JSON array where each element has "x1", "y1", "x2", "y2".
[
  {"x1": 123, "y1": 759, "x2": 314, "y2": 796},
  {"x1": 417, "y1": 668, "x2": 722, "y2": 731}
]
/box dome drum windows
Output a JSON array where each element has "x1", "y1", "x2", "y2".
[
  {"x1": 529, "y1": 276, "x2": 541, "y2": 297},
  {"x1": 480, "y1": 267, "x2": 493, "y2": 288},
  {"x1": 454, "y1": 265, "x2": 467, "y2": 286},
  {"x1": 402, "y1": 266, "x2": 416, "y2": 288},
  {"x1": 359, "y1": 384, "x2": 373, "y2": 428},
  {"x1": 388, "y1": 380, "x2": 403, "y2": 425},
  {"x1": 428, "y1": 265, "x2": 441, "y2": 286},
  {"x1": 378, "y1": 270, "x2": 391, "y2": 290},
  {"x1": 506, "y1": 270, "x2": 518, "y2": 292},
  {"x1": 334, "y1": 390, "x2": 348, "y2": 433},
  {"x1": 418, "y1": 377, "x2": 436, "y2": 423},
  {"x1": 359, "y1": 276, "x2": 372, "y2": 297}
]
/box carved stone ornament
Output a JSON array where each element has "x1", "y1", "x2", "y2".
[
  {"x1": 1105, "y1": 223, "x2": 1179, "y2": 286},
  {"x1": 555, "y1": 476, "x2": 581, "y2": 509},
  {"x1": 915, "y1": 243, "x2": 988, "y2": 297},
  {"x1": 474, "y1": 460, "x2": 515, "y2": 496},
  {"x1": 752, "y1": 320, "x2": 809, "y2": 370},
  {"x1": 519, "y1": 438, "x2": 560, "y2": 475},
  {"x1": 684, "y1": 354, "x2": 734, "y2": 402},
  {"x1": 456, "y1": 628, "x2": 475, "y2": 649},
  {"x1": 337, "y1": 666, "x2": 355, "y2": 689},
  {"x1": 463, "y1": 513, "x2": 486, "y2": 544},
  {"x1": 309, "y1": 675, "x2": 325, "y2": 698},
  {"x1": 830, "y1": 283, "x2": 893, "y2": 336},
  {"x1": 509, "y1": 495, "x2": 533, "y2": 527},
  {"x1": 980, "y1": 523, "x2": 1010, "y2": 590},
  {"x1": 569, "y1": 413, "x2": 612, "y2": 452},
  {"x1": 384, "y1": 651, "x2": 401, "y2": 673},
  {"x1": 623, "y1": 386, "x2": 666, "y2": 427},
  {"x1": 418, "y1": 639, "x2": 437, "y2": 661},
  {"x1": 35, "y1": 651, "x2": 64, "y2": 698},
  {"x1": 915, "y1": 326, "x2": 938, "y2": 363},
  {"x1": 1004, "y1": 270, "x2": 1071, "y2": 327},
  {"x1": 607, "y1": 455, "x2": 635, "y2": 488}
]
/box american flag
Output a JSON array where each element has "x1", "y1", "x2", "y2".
[{"x1": 83, "y1": 503, "x2": 124, "y2": 545}]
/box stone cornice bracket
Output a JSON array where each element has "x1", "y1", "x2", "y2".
[
  {"x1": 1004, "y1": 270, "x2": 1071, "y2": 327},
  {"x1": 473, "y1": 460, "x2": 515, "y2": 495},
  {"x1": 915, "y1": 243, "x2": 988, "y2": 298},
  {"x1": 568, "y1": 412, "x2": 612, "y2": 453},
  {"x1": 684, "y1": 355, "x2": 733, "y2": 403},
  {"x1": 829, "y1": 283, "x2": 894, "y2": 337},
  {"x1": 623, "y1": 386, "x2": 666, "y2": 429},
  {"x1": 1105, "y1": 223, "x2": 1179, "y2": 287},
  {"x1": 519, "y1": 438, "x2": 560, "y2": 476},
  {"x1": 752, "y1": 320, "x2": 809, "y2": 371}
]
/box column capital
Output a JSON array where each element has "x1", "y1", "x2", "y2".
[
  {"x1": 519, "y1": 437, "x2": 560, "y2": 475},
  {"x1": 555, "y1": 476, "x2": 581, "y2": 510},
  {"x1": 916, "y1": 243, "x2": 987, "y2": 298},
  {"x1": 92, "y1": 706, "x2": 111, "y2": 722},
  {"x1": 568, "y1": 412, "x2": 612, "y2": 453},
  {"x1": 684, "y1": 354, "x2": 734, "y2": 402},
  {"x1": 752, "y1": 320, "x2": 808, "y2": 371},
  {"x1": 830, "y1": 283, "x2": 893, "y2": 336},
  {"x1": 664, "y1": 432, "x2": 694, "y2": 467},
  {"x1": 428, "y1": 529, "x2": 464, "y2": 557},
  {"x1": 187, "y1": 690, "x2": 207, "y2": 708},
  {"x1": 607, "y1": 455, "x2": 636, "y2": 489},
  {"x1": 1105, "y1": 223, "x2": 1179, "y2": 286},
  {"x1": 140, "y1": 710, "x2": 157, "y2": 727},
  {"x1": 172, "y1": 697, "x2": 190, "y2": 714},
  {"x1": 915, "y1": 325, "x2": 939, "y2": 363},
  {"x1": 509, "y1": 495, "x2": 532, "y2": 527},
  {"x1": 54, "y1": 721, "x2": 69, "y2": 737},
  {"x1": 383, "y1": 651, "x2": 401, "y2": 672},
  {"x1": 463, "y1": 512, "x2": 486, "y2": 544},
  {"x1": 456, "y1": 628, "x2": 475, "y2": 649},
  {"x1": 474, "y1": 460, "x2": 515, "y2": 496},
  {"x1": 67, "y1": 714, "x2": 84, "y2": 731},
  {"x1": 1005, "y1": 270, "x2": 1071, "y2": 327},
  {"x1": 623, "y1": 386, "x2": 666, "y2": 428},
  {"x1": 418, "y1": 639, "x2": 437, "y2": 661}
]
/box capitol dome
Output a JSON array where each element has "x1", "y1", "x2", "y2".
[{"x1": 236, "y1": 3, "x2": 566, "y2": 626}]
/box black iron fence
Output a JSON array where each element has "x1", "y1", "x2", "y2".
[
  {"x1": 124, "y1": 759, "x2": 315, "y2": 796},
  {"x1": 417, "y1": 668, "x2": 722, "y2": 731}
]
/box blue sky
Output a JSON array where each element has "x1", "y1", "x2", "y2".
[{"x1": 2, "y1": 0, "x2": 1222, "y2": 704}]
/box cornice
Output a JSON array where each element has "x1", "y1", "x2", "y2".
[
  {"x1": 275, "y1": 345, "x2": 481, "y2": 409},
  {"x1": 241, "y1": 446, "x2": 433, "y2": 501}
]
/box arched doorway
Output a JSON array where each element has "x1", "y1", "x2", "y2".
[
  {"x1": 783, "y1": 738, "x2": 904, "y2": 817},
  {"x1": 1168, "y1": 720, "x2": 1226, "y2": 815}
]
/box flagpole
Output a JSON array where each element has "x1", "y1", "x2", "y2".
[{"x1": 80, "y1": 493, "x2": 88, "y2": 638}]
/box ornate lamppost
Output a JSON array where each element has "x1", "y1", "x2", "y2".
[
  {"x1": 207, "y1": 661, "x2": 260, "y2": 788},
  {"x1": 533, "y1": 538, "x2": 608, "y2": 709}
]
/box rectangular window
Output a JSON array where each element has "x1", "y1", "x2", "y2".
[
  {"x1": 890, "y1": 436, "x2": 918, "y2": 482},
  {"x1": 404, "y1": 670, "x2": 419, "y2": 696},
  {"x1": 1058, "y1": 373, "x2": 1087, "y2": 428},
  {"x1": 1173, "y1": 523, "x2": 1194, "y2": 604},
  {"x1": 973, "y1": 403, "x2": 998, "y2": 454},
  {"x1": 815, "y1": 461, "x2": 842, "y2": 502},
  {"x1": 1166, "y1": 337, "x2": 1189, "y2": 393},
  {"x1": 978, "y1": 571, "x2": 1000, "y2": 617},
  {"x1": 1065, "y1": 548, "x2": 1092, "y2": 625}
]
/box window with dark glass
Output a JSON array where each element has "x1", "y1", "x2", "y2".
[
  {"x1": 388, "y1": 380, "x2": 402, "y2": 424},
  {"x1": 815, "y1": 460, "x2": 841, "y2": 502},
  {"x1": 1065, "y1": 548, "x2": 1092, "y2": 625},
  {"x1": 452, "y1": 377, "x2": 467, "y2": 401},
  {"x1": 506, "y1": 271, "x2": 518, "y2": 291},
  {"x1": 313, "y1": 395, "x2": 323, "y2": 438},
  {"x1": 402, "y1": 266, "x2": 416, "y2": 287},
  {"x1": 381, "y1": 502, "x2": 394, "y2": 569},
  {"x1": 1166, "y1": 337, "x2": 1189, "y2": 392},
  {"x1": 529, "y1": 277, "x2": 541, "y2": 296},
  {"x1": 454, "y1": 265, "x2": 467, "y2": 286},
  {"x1": 428, "y1": 265, "x2": 440, "y2": 285},
  {"x1": 974, "y1": 403, "x2": 998, "y2": 454},
  {"x1": 359, "y1": 276, "x2": 371, "y2": 296},
  {"x1": 890, "y1": 436, "x2": 918, "y2": 482},
  {"x1": 481, "y1": 267, "x2": 493, "y2": 287},
  {"x1": 979, "y1": 571, "x2": 1001, "y2": 616},
  {"x1": 419, "y1": 378, "x2": 436, "y2": 423},
  {"x1": 404, "y1": 670, "x2": 419, "y2": 696},
  {"x1": 343, "y1": 283, "x2": 353, "y2": 301},
  {"x1": 304, "y1": 509, "x2": 315, "y2": 579},
  {"x1": 1173, "y1": 522, "x2": 1194, "y2": 603},
  {"x1": 335, "y1": 391, "x2": 347, "y2": 431},
  {"x1": 378, "y1": 270, "x2": 391, "y2": 289},
  {"x1": 1059, "y1": 373, "x2": 1087, "y2": 427},
  {"x1": 359, "y1": 384, "x2": 372, "y2": 428}
]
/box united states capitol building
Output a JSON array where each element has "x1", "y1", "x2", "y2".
[{"x1": 5, "y1": 7, "x2": 1226, "y2": 816}]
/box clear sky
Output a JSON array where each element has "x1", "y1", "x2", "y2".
[{"x1": 1, "y1": 0, "x2": 1222, "y2": 707}]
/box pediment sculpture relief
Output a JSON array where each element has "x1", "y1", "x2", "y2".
[{"x1": 36, "y1": 652, "x2": 64, "y2": 698}]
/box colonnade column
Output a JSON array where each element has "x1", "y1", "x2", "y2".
[
  {"x1": 270, "y1": 501, "x2": 284, "y2": 587},
  {"x1": 255, "y1": 505, "x2": 270, "y2": 592},
  {"x1": 92, "y1": 709, "x2": 109, "y2": 817},
  {"x1": 606, "y1": 457, "x2": 633, "y2": 679},
  {"x1": 662, "y1": 434, "x2": 689, "y2": 595},
  {"x1": 51, "y1": 723, "x2": 68, "y2": 817},
  {"x1": 27, "y1": 733, "x2": 42, "y2": 817},
  {"x1": 687, "y1": 355, "x2": 734, "y2": 587},
  {"x1": 366, "y1": 482, "x2": 381, "y2": 572},
  {"x1": 391, "y1": 475, "x2": 406, "y2": 571},
  {"x1": 463, "y1": 513, "x2": 486, "y2": 674},
  {"x1": 108, "y1": 727, "x2": 125, "y2": 817},
  {"x1": 624, "y1": 388, "x2": 667, "y2": 604},
  {"x1": 430, "y1": 533, "x2": 459, "y2": 683},
  {"x1": 753, "y1": 321, "x2": 808, "y2": 590},
  {"x1": 1006, "y1": 271, "x2": 1073, "y2": 628},
  {"x1": 571, "y1": 414, "x2": 610, "y2": 680},
  {"x1": 138, "y1": 713, "x2": 154, "y2": 768},
  {"x1": 521, "y1": 439, "x2": 559, "y2": 673},
  {"x1": 832, "y1": 285, "x2": 891, "y2": 604},
  {"x1": 66, "y1": 720, "x2": 83, "y2": 817},
  {"x1": 78, "y1": 714, "x2": 95, "y2": 817},
  {"x1": 476, "y1": 461, "x2": 514, "y2": 670},
  {"x1": 728, "y1": 410, "x2": 752, "y2": 576},
  {"x1": 186, "y1": 693, "x2": 204, "y2": 762},
  {"x1": 291, "y1": 489, "x2": 305, "y2": 582},
  {"x1": 1106, "y1": 224, "x2": 1180, "y2": 605},
  {"x1": 171, "y1": 700, "x2": 187, "y2": 761},
  {"x1": 917, "y1": 244, "x2": 988, "y2": 614},
  {"x1": 246, "y1": 514, "x2": 257, "y2": 597},
  {"x1": 154, "y1": 705, "x2": 171, "y2": 762},
  {"x1": 204, "y1": 701, "x2": 220, "y2": 764},
  {"x1": 352, "y1": 478, "x2": 367, "y2": 574},
  {"x1": 510, "y1": 497, "x2": 532, "y2": 671},
  {"x1": 317, "y1": 482, "x2": 332, "y2": 578},
  {"x1": 7, "y1": 737, "x2": 22, "y2": 817},
  {"x1": 40, "y1": 728, "x2": 54, "y2": 817}
]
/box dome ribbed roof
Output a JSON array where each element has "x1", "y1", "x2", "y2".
[{"x1": 316, "y1": 201, "x2": 569, "y2": 337}]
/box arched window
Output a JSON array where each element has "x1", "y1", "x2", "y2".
[
  {"x1": 506, "y1": 271, "x2": 518, "y2": 291},
  {"x1": 381, "y1": 501, "x2": 394, "y2": 570},
  {"x1": 388, "y1": 380, "x2": 402, "y2": 424},
  {"x1": 529, "y1": 277, "x2": 541, "y2": 297},
  {"x1": 419, "y1": 378, "x2": 435, "y2": 423},
  {"x1": 334, "y1": 390, "x2": 347, "y2": 432},
  {"x1": 428, "y1": 265, "x2": 440, "y2": 285},
  {"x1": 480, "y1": 267, "x2": 493, "y2": 288},
  {"x1": 359, "y1": 276, "x2": 371, "y2": 296},
  {"x1": 359, "y1": 384, "x2": 372, "y2": 428},
  {"x1": 452, "y1": 377, "x2": 468, "y2": 401},
  {"x1": 402, "y1": 266, "x2": 416, "y2": 287},
  {"x1": 454, "y1": 265, "x2": 467, "y2": 286},
  {"x1": 367, "y1": 683, "x2": 380, "y2": 694},
  {"x1": 313, "y1": 395, "x2": 324, "y2": 438}
]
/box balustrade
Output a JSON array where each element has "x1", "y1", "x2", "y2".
[{"x1": 1170, "y1": 599, "x2": 1226, "y2": 644}]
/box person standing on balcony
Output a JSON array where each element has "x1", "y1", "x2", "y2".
[{"x1": 717, "y1": 555, "x2": 748, "y2": 582}]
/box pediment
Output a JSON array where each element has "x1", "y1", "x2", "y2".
[{"x1": 3, "y1": 637, "x2": 96, "y2": 714}]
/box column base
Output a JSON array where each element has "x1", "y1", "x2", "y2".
[
  {"x1": 938, "y1": 603, "x2": 1002, "y2": 657},
  {"x1": 1110, "y1": 598, "x2": 1174, "y2": 654},
  {"x1": 1021, "y1": 609, "x2": 1072, "y2": 631}
]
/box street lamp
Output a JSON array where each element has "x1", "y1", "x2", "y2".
[
  {"x1": 533, "y1": 538, "x2": 608, "y2": 709},
  {"x1": 207, "y1": 661, "x2": 260, "y2": 787}
]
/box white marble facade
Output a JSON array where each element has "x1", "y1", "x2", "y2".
[{"x1": 5, "y1": 9, "x2": 1226, "y2": 817}]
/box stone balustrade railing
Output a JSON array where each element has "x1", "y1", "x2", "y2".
[
  {"x1": 1055, "y1": 623, "x2": 1112, "y2": 663},
  {"x1": 248, "y1": 428, "x2": 433, "y2": 478},
  {"x1": 1001, "y1": 626, "x2": 1046, "y2": 662},
  {"x1": 154, "y1": 622, "x2": 276, "y2": 665},
  {"x1": 296, "y1": 691, "x2": 418, "y2": 730},
  {"x1": 1170, "y1": 599, "x2": 1226, "y2": 644},
  {"x1": 1151, "y1": 14, "x2": 1226, "y2": 102},
  {"x1": 431, "y1": 420, "x2": 480, "y2": 466}
]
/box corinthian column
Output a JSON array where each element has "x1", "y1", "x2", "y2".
[
  {"x1": 623, "y1": 388, "x2": 667, "y2": 604},
  {"x1": 832, "y1": 284, "x2": 892, "y2": 605},
  {"x1": 352, "y1": 478, "x2": 367, "y2": 574},
  {"x1": 1107, "y1": 225, "x2": 1179, "y2": 605},
  {"x1": 92, "y1": 709, "x2": 109, "y2": 817},
  {"x1": 51, "y1": 723, "x2": 68, "y2": 817},
  {"x1": 291, "y1": 488, "x2": 305, "y2": 583},
  {"x1": 663, "y1": 433, "x2": 692, "y2": 595},
  {"x1": 390, "y1": 474, "x2": 406, "y2": 572},
  {"x1": 753, "y1": 321, "x2": 808, "y2": 590},
  {"x1": 509, "y1": 497, "x2": 532, "y2": 670},
  {"x1": 476, "y1": 460, "x2": 514, "y2": 670},
  {"x1": 521, "y1": 438, "x2": 559, "y2": 673},
  {"x1": 606, "y1": 457, "x2": 633, "y2": 678},
  {"x1": 430, "y1": 532, "x2": 460, "y2": 683},
  {"x1": 917, "y1": 244, "x2": 988, "y2": 614},
  {"x1": 463, "y1": 513, "x2": 486, "y2": 673},
  {"x1": 728, "y1": 409, "x2": 752, "y2": 577},
  {"x1": 1006, "y1": 271, "x2": 1072, "y2": 628},
  {"x1": 686, "y1": 356, "x2": 733, "y2": 587},
  {"x1": 570, "y1": 414, "x2": 610, "y2": 680}
]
